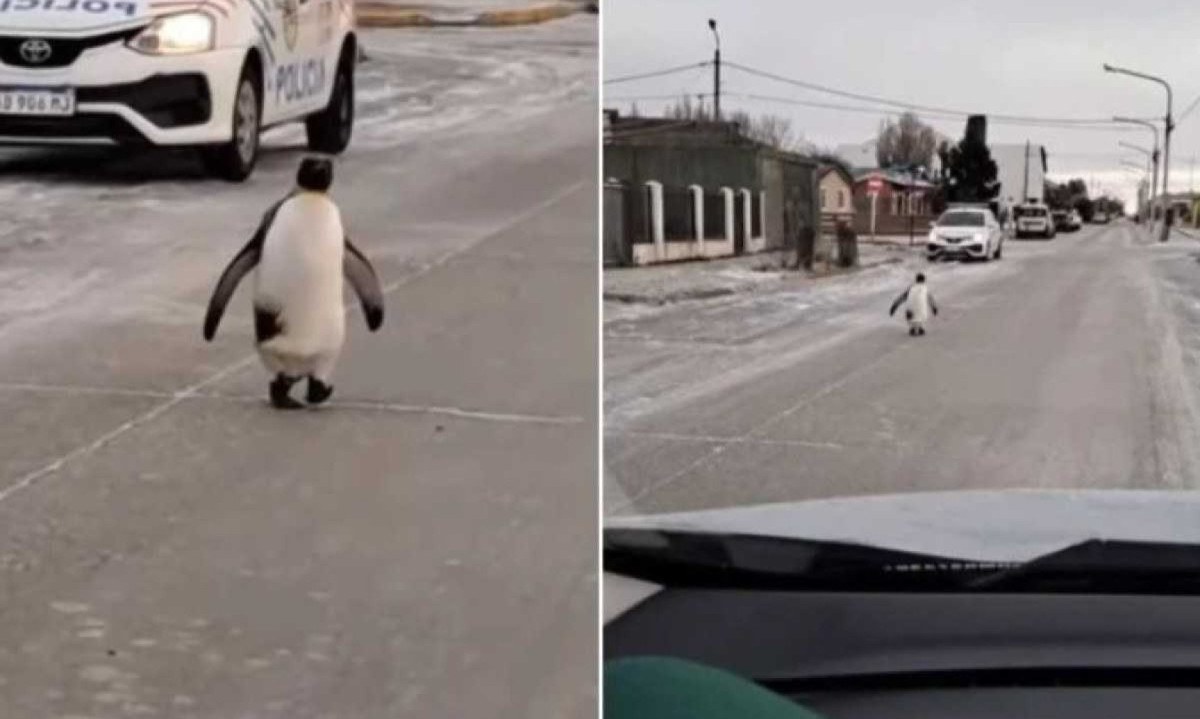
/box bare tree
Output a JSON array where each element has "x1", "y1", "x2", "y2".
[
  {"x1": 877, "y1": 112, "x2": 937, "y2": 170},
  {"x1": 665, "y1": 95, "x2": 711, "y2": 121},
  {"x1": 663, "y1": 97, "x2": 803, "y2": 151}
]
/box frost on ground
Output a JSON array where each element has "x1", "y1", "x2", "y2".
[
  {"x1": 0, "y1": 15, "x2": 595, "y2": 342},
  {"x1": 604, "y1": 241, "x2": 1027, "y2": 428}
]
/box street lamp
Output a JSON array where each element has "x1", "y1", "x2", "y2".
[
  {"x1": 1114, "y1": 116, "x2": 1161, "y2": 227},
  {"x1": 1120, "y1": 141, "x2": 1155, "y2": 221},
  {"x1": 708, "y1": 19, "x2": 720, "y2": 121},
  {"x1": 1105, "y1": 63, "x2": 1174, "y2": 241}
]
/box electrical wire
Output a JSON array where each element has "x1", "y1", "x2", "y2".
[
  {"x1": 722, "y1": 60, "x2": 1144, "y2": 128},
  {"x1": 603, "y1": 62, "x2": 710, "y2": 86}
]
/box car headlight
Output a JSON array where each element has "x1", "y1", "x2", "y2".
[
  {"x1": 129, "y1": 12, "x2": 215, "y2": 55},
  {"x1": 973, "y1": 233, "x2": 985, "y2": 244}
]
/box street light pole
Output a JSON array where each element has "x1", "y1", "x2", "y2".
[
  {"x1": 1120, "y1": 141, "x2": 1154, "y2": 221},
  {"x1": 708, "y1": 19, "x2": 721, "y2": 121},
  {"x1": 1114, "y1": 116, "x2": 1160, "y2": 229},
  {"x1": 1105, "y1": 64, "x2": 1174, "y2": 241}
]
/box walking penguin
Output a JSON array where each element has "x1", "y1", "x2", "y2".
[
  {"x1": 203, "y1": 156, "x2": 385, "y2": 409},
  {"x1": 889, "y1": 272, "x2": 938, "y2": 336}
]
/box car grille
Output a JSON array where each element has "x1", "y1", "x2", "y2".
[{"x1": 0, "y1": 29, "x2": 142, "y2": 69}]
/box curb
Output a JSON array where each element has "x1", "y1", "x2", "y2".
[
  {"x1": 356, "y1": 2, "x2": 583, "y2": 28},
  {"x1": 475, "y1": 3, "x2": 577, "y2": 25}
]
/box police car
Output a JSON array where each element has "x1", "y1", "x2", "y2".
[{"x1": 0, "y1": 0, "x2": 357, "y2": 180}]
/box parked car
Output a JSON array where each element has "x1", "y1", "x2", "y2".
[
  {"x1": 0, "y1": 0, "x2": 359, "y2": 180},
  {"x1": 927, "y1": 207, "x2": 1004, "y2": 262},
  {"x1": 1094, "y1": 211, "x2": 1111, "y2": 225},
  {"x1": 1068, "y1": 210, "x2": 1083, "y2": 231},
  {"x1": 1015, "y1": 204, "x2": 1056, "y2": 239},
  {"x1": 1052, "y1": 210, "x2": 1071, "y2": 232}
]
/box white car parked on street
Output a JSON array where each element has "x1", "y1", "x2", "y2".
[
  {"x1": 927, "y1": 207, "x2": 1005, "y2": 262},
  {"x1": 1015, "y1": 204, "x2": 1056, "y2": 239},
  {"x1": 0, "y1": 0, "x2": 358, "y2": 180}
]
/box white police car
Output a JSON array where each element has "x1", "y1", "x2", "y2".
[{"x1": 0, "y1": 0, "x2": 357, "y2": 180}]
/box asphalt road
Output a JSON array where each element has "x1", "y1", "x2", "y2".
[
  {"x1": 0, "y1": 17, "x2": 596, "y2": 719},
  {"x1": 606, "y1": 222, "x2": 1200, "y2": 517}
]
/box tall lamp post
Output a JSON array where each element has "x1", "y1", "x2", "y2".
[
  {"x1": 1120, "y1": 142, "x2": 1155, "y2": 221},
  {"x1": 1114, "y1": 117, "x2": 1161, "y2": 227},
  {"x1": 1105, "y1": 64, "x2": 1174, "y2": 241}
]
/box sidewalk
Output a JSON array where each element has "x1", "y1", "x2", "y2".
[{"x1": 604, "y1": 242, "x2": 916, "y2": 306}]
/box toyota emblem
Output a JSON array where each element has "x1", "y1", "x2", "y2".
[{"x1": 18, "y1": 39, "x2": 52, "y2": 65}]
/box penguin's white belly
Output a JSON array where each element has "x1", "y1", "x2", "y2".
[
  {"x1": 907, "y1": 286, "x2": 931, "y2": 323},
  {"x1": 252, "y1": 195, "x2": 346, "y2": 375}
]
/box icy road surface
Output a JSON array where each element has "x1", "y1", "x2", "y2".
[
  {"x1": 606, "y1": 223, "x2": 1200, "y2": 516},
  {"x1": 0, "y1": 16, "x2": 596, "y2": 718}
]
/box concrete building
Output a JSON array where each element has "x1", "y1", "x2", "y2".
[{"x1": 603, "y1": 112, "x2": 818, "y2": 267}]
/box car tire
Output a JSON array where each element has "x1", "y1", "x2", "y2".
[
  {"x1": 994, "y1": 243, "x2": 1003, "y2": 260},
  {"x1": 201, "y1": 61, "x2": 261, "y2": 182},
  {"x1": 306, "y1": 46, "x2": 354, "y2": 154}
]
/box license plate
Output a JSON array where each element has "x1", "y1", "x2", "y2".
[{"x1": 0, "y1": 87, "x2": 75, "y2": 117}]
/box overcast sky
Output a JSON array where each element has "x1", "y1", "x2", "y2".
[{"x1": 603, "y1": 0, "x2": 1200, "y2": 207}]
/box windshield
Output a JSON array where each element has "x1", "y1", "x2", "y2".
[
  {"x1": 605, "y1": 0, "x2": 1149, "y2": 593},
  {"x1": 936, "y1": 212, "x2": 985, "y2": 227}
]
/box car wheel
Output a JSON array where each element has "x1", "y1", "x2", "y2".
[
  {"x1": 994, "y1": 242, "x2": 1002, "y2": 260},
  {"x1": 201, "y1": 62, "x2": 261, "y2": 182},
  {"x1": 306, "y1": 47, "x2": 354, "y2": 154}
]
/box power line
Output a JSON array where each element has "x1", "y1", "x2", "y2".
[
  {"x1": 606, "y1": 93, "x2": 712, "y2": 104},
  {"x1": 722, "y1": 60, "x2": 1141, "y2": 128},
  {"x1": 1177, "y1": 92, "x2": 1200, "y2": 125},
  {"x1": 724, "y1": 91, "x2": 1142, "y2": 133},
  {"x1": 604, "y1": 62, "x2": 710, "y2": 86}
]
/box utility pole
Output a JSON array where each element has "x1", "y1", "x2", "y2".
[
  {"x1": 708, "y1": 19, "x2": 721, "y2": 121},
  {"x1": 1022, "y1": 140, "x2": 1030, "y2": 202},
  {"x1": 1105, "y1": 63, "x2": 1174, "y2": 240}
]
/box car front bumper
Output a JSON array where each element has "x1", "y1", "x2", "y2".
[
  {"x1": 0, "y1": 41, "x2": 245, "y2": 146},
  {"x1": 927, "y1": 241, "x2": 989, "y2": 260}
]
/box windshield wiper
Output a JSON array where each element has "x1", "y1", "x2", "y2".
[{"x1": 604, "y1": 529, "x2": 1013, "y2": 592}]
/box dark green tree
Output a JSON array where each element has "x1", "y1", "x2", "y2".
[{"x1": 939, "y1": 132, "x2": 999, "y2": 204}]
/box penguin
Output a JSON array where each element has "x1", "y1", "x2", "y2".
[
  {"x1": 889, "y1": 272, "x2": 938, "y2": 337},
  {"x1": 203, "y1": 157, "x2": 385, "y2": 409}
]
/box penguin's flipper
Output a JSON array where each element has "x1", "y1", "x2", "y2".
[
  {"x1": 343, "y1": 237, "x2": 385, "y2": 332},
  {"x1": 203, "y1": 196, "x2": 292, "y2": 341},
  {"x1": 203, "y1": 238, "x2": 261, "y2": 341}
]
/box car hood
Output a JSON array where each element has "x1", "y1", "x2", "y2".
[
  {"x1": 605, "y1": 490, "x2": 1200, "y2": 621},
  {"x1": 0, "y1": 0, "x2": 163, "y2": 35},
  {"x1": 607, "y1": 490, "x2": 1200, "y2": 562}
]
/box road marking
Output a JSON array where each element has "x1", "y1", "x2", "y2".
[
  {"x1": 608, "y1": 339, "x2": 914, "y2": 515},
  {"x1": 0, "y1": 180, "x2": 588, "y2": 506},
  {"x1": 606, "y1": 430, "x2": 845, "y2": 451},
  {"x1": 0, "y1": 383, "x2": 583, "y2": 426}
]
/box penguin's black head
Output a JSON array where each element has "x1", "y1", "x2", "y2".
[
  {"x1": 916, "y1": 273, "x2": 926, "y2": 284},
  {"x1": 297, "y1": 157, "x2": 333, "y2": 192}
]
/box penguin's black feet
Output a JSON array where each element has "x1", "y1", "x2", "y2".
[
  {"x1": 306, "y1": 377, "x2": 334, "y2": 405},
  {"x1": 270, "y1": 374, "x2": 304, "y2": 410}
]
